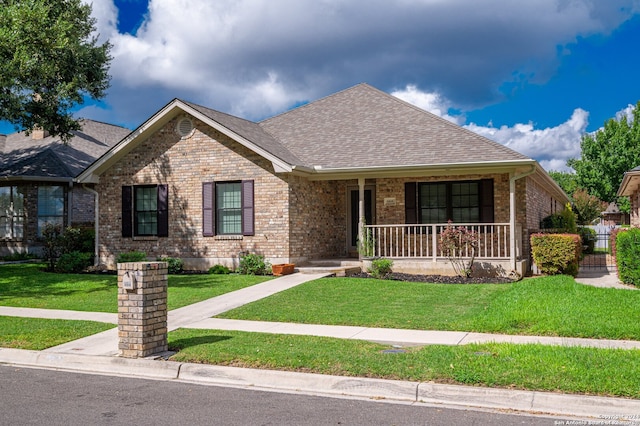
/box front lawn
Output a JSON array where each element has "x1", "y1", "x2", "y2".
[
  {"x1": 168, "y1": 328, "x2": 640, "y2": 399},
  {"x1": 0, "y1": 263, "x2": 270, "y2": 312},
  {"x1": 0, "y1": 316, "x2": 114, "y2": 350},
  {"x1": 218, "y1": 275, "x2": 640, "y2": 340}
]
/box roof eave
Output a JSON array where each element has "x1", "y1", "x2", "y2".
[
  {"x1": 617, "y1": 170, "x2": 640, "y2": 197},
  {"x1": 0, "y1": 176, "x2": 74, "y2": 183},
  {"x1": 296, "y1": 159, "x2": 538, "y2": 180}
]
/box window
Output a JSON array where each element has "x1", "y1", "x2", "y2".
[
  {"x1": 202, "y1": 180, "x2": 254, "y2": 236},
  {"x1": 121, "y1": 184, "x2": 168, "y2": 237},
  {"x1": 405, "y1": 179, "x2": 494, "y2": 224},
  {"x1": 38, "y1": 185, "x2": 65, "y2": 236},
  {"x1": 217, "y1": 182, "x2": 242, "y2": 235},
  {"x1": 0, "y1": 186, "x2": 24, "y2": 239}
]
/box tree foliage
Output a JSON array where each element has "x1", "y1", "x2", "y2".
[
  {"x1": 568, "y1": 102, "x2": 640, "y2": 211},
  {"x1": 0, "y1": 0, "x2": 111, "y2": 141},
  {"x1": 548, "y1": 171, "x2": 578, "y2": 199},
  {"x1": 572, "y1": 188, "x2": 607, "y2": 225}
]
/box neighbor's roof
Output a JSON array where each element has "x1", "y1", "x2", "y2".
[
  {"x1": 0, "y1": 119, "x2": 130, "y2": 181},
  {"x1": 259, "y1": 83, "x2": 530, "y2": 170}
]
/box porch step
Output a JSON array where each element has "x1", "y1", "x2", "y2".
[{"x1": 296, "y1": 259, "x2": 362, "y2": 277}]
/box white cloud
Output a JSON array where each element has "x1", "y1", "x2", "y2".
[
  {"x1": 79, "y1": 0, "x2": 638, "y2": 127},
  {"x1": 391, "y1": 85, "x2": 463, "y2": 124},
  {"x1": 465, "y1": 109, "x2": 589, "y2": 172}
]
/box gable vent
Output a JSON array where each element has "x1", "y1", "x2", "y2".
[{"x1": 176, "y1": 118, "x2": 194, "y2": 137}]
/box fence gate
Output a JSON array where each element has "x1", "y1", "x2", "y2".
[{"x1": 579, "y1": 227, "x2": 616, "y2": 271}]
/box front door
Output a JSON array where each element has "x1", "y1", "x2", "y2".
[{"x1": 348, "y1": 188, "x2": 373, "y2": 254}]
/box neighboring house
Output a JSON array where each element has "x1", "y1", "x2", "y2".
[
  {"x1": 78, "y1": 84, "x2": 569, "y2": 276},
  {"x1": 600, "y1": 201, "x2": 629, "y2": 226},
  {"x1": 0, "y1": 120, "x2": 130, "y2": 257},
  {"x1": 617, "y1": 166, "x2": 640, "y2": 227}
]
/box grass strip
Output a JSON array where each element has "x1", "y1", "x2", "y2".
[
  {"x1": 168, "y1": 328, "x2": 640, "y2": 399},
  {"x1": 0, "y1": 263, "x2": 270, "y2": 312},
  {"x1": 219, "y1": 275, "x2": 640, "y2": 340},
  {"x1": 0, "y1": 316, "x2": 115, "y2": 350}
]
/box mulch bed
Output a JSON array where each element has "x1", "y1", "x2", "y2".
[{"x1": 345, "y1": 272, "x2": 515, "y2": 284}]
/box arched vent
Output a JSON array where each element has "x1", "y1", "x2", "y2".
[{"x1": 176, "y1": 118, "x2": 194, "y2": 137}]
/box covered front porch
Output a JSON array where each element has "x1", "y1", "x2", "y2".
[{"x1": 362, "y1": 222, "x2": 525, "y2": 277}]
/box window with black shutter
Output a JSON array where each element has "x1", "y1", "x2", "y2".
[{"x1": 121, "y1": 184, "x2": 169, "y2": 237}]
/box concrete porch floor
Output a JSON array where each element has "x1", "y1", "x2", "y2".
[{"x1": 295, "y1": 258, "x2": 362, "y2": 276}]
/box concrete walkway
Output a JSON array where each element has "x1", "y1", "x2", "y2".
[{"x1": 2, "y1": 270, "x2": 640, "y2": 419}]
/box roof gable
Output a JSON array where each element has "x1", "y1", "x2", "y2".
[{"x1": 259, "y1": 83, "x2": 530, "y2": 170}]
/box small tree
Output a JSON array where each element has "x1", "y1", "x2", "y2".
[
  {"x1": 439, "y1": 222, "x2": 479, "y2": 277},
  {"x1": 572, "y1": 189, "x2": 607, "y2": 225}
]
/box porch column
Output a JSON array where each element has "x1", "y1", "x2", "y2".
[
  {"x1": 358, "y1": 177, "x2": 365, "y2": 259},
  {"x1": 509, "y1": 173, "x2": 516, "y2": 271}
]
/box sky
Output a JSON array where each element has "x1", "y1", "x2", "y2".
[{"x1": 4, "y1": 0, "x2": 640, "y2": 172}]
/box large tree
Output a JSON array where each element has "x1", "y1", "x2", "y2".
[
  {"x1": 0, "y1": 0, "x2": 111, "y2": 141},
  {"x1": 548, "y1": 170, "x2": 578, "y2": 198},
  {"x1": 568, "y1": 101, "x2": 640, "y2": 212}
]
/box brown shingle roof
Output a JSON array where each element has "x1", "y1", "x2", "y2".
[
  {"x1": 183, "y1": 101, "x2": 304, "y2": 166},
  {"x1": 259, "y1": 83, "x2": 530, "y2": 169}
]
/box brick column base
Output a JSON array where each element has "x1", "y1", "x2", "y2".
[{"x1": 117, "y1": 261, "x2": 168, "y2": 358}]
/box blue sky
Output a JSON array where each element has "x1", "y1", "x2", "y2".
[{"x1": 3, "y1": 0, "x2": 640, "y2": 172}]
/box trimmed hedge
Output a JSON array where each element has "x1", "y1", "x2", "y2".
[
  {"x1": 530, "y1": 233, "x2": 581, "y2": 277},
  {"x1": 616, "y1": 228, "x2": 640, "y2": 287}
]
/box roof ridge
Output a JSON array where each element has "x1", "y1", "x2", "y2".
[{"x1": 259, "y1": 83, "x2": 370, "y2": 124}]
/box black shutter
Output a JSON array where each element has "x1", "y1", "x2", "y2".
[
  {"x1": 405, "y1": 182, "x2": 418, "y2": 224},
  {"x1": 121, "y1": 186, "x2": 132, "y2": 238},
  {"x1": 241, "y1": 180, "x2": 254, "y2": 236},
  {"x1": 157, "y1": 184, "x2": 169, "y2": 237},
  {"x1": 480, "y1": 179, "x2": 494, "y2": 223},
  {"x1": 202, "y1": 182, "x2": 215, "y2": 236}
]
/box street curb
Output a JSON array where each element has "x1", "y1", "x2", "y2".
[{"x1": 2, "y1": 348, "x2": 640, "y2": 420}]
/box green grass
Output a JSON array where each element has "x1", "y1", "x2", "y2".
[
  {"x1": 168, "y1": 328, "x2": 640, "y2": 399},
  {"x1": 0, "y1": 316, "x2": 115, "y2": 350},
  {"x1": 0, "y1": 263, "x2": 270, "y2": 312},
  {"x1": 219, "y1": 275, "x2": 640, "y2": 340}
]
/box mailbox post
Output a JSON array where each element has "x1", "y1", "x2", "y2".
[{"x1": 117, "y1": 261, "x2": 168, "y2": 358}]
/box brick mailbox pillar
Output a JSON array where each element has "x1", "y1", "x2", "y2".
[{"x1": 117, "y1": 261, "x2": 168, "y2": 358}]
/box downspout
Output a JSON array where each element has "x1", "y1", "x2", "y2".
[
  {"x1": 509, "y1": 165, "x2": 536, "y2": 272},
  {"x1": 83, "y1": 184, "x2": 100, "y2": 266}
]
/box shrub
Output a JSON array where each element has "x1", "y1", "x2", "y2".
[
  {"x1": 530, "y1": 233, "x2": 581, "y2": 276},
  {"x1": 60, "y1": 226, "x2": 94, "y2": 254},
  {"x1": 116, "y1": 251, "x2": 147, "y2": 263},
  {"x1": 357, "y1": 219, "x2": 375, "y2": 258},
  {"x1": 616, "y1": 228, "x2": 640, "y2": 286},
  {"x1": 610, "y1": 227, "x2": 626, "y2": 259},
  {"x1": 368, "y1": 258, "x2": 393, "y2": 279},
  {"x1": 439, "y1": 222, "x2": 479, "y2": 277},
  {"x1": 540, "y1": 204, "x2": 577, "y2": 233},
  {"x1": 208, "y1": 264, "x2": 231, "y2": 274},
  {"x1": 158, "y1": 256, "x2": 184, "y2": 274},
  {"x1": 577, "y1": 227, "x2": 596, "y2": 254},
  {"x1": 41, "y1": 223, "x2": 63, "y2": 271},
  {"x1": 55, "y1": 251, "x2": 93, "y2": 273},
  {"x1": 1, "y1": 250, "x2": 37, "y2": 262},
  {"x1": 238, "y1": 253, "x2": 270, "y2": 275}
]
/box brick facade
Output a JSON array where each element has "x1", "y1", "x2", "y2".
[
  {"x1": 631, "y1": 189, "x2": 640, "y2": 227},
  {"x1": 93, "y1": 116, "x2": 568, "y2": 273},
  {"x1": 97, "y1": 117, "x2": 292, "y2": 269}
]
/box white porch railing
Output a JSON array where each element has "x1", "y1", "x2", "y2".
[{"x1": 364, "y1": 223, "x2": 520, "y2": 260}]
